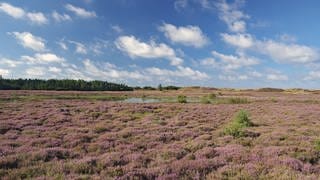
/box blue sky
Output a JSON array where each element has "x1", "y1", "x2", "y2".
[{"x1": 1, "y1": 0, "x2": 320, "y2": 88}]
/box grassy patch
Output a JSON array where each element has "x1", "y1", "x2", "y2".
[
  {"x1": 200, "y1": 96, "x2": 211, "y2": 104},
  {"x1": 227, "y1": 97, "x2": 249, "y2": 104},
  {"x1": 224, "y1": 110, "x2": 253, "y2": 138}
]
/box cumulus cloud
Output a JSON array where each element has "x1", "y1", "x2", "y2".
[
  {"x1": 111, "y1": 25, "x2": 123, "y2": 33},
  {"x1": 57, "y1": 40, "x2": 68, "y2": 50},
  {"x1": 304, "y1": 71, "x2": 320, "y2": 80},
  {"x1": 69, "y1": 41, "x2": 87, "y2": 54},
  {"x1": 256, "y1": 40, "x2": 319, "y2": 64},
  {"x1": 211, "y1": 51, "x2": 259, "y2": 70},
  {"x1": 0, "y1": 2, "x2": 48, "y2": 25},
  {"x1": 218, "y1": 70, "x2": 263, "y2": 81},
  {"x1": 267, "y1": 73, "x2": 288, "y2": 81},
  {"x1": 11, "y1": 32, "x2": 46, "y2": 51},
  {"x1": 200, "y1": 58, "x2": 218, "y2": 67},
  {"x1": 64, "y1": 67, "x2": 91, "y2": 80},
  {"x1": 174, "y1": 0, "x2": 188, "y2": 11},
  {"x1": 0, "y1": 2, "x2": 25, "y2": 18},
  {"x1": 174, "y1": 0, "x2": 214, "y2": 11},
  {"x1": 0, "y1": 68, "x2": 10, "y2": 76},
  {"x1": 89, "y1": 39, "x2": 109, "y2": 55},
  {"x1": 0, "y1": 58, "x2": 22, "y2": 67},
  {"x1": 65, "y1": 4, "x2": 96, "y2": 18},
  {"x1": 21, "y1": 53, "x2": 64, "y2": 64},
  {"x1": 216, "y1": 0, "x2": 249, "y2": 33},
  {"x1": 48, "y1": 66, "x2": 62, "y2": 73},
  {"x1": 26, "y1": 67, "x2": 45, "y2": 76},
  {"x1": 219, "y1": 74, "x2": 248, "y2": 81},
  {"x1": 52, "y1": 11, "x2": 72, "y2": 22},
  {"x1": 115, "y1": 35, "x2": 183, "y2": 66},
  {"x1": 146, "y1": 66, "x2": 208, "y2": 80},
  {"x1": 83, "y1": 59, "x2": 147, "y2": 80},
  {"x1": 26, "y1": 12, "x2": 48, "y2": 24},
  {"x1": 221, "y1": 34, "x2": 319, "y2": 64},
  {"x1": 221, "y1": 33, "x2": 253, "y2": 49},
  {"x1": 159, "y1": 23, "x2": 209, "y2": 48},
  {"x1": 248, "y1": 70, "x2": 262, "y2": 78}
]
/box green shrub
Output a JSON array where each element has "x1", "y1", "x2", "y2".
[
  {"x1": 315, "y1": 139, "x2": 320, "y2": 151},
  {"x1": 208, "y1": 93, "x2": 217, "y2": 99},
  {"x1": 224, "y1": 110, "x2": 253, "y2": 138},
  {"x1": 177, "y1": 95, "x2": 187, "y2": 103}
]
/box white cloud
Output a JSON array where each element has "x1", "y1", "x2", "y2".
[
  {"x1": 221, "y1": 33, "x2": 253, "y2": 49},
  {"x1": 257, "y1": 40, "x2": 319, "y2": 64},
  {"x1": 200, "y1": 58, "x2": 218, "y2": 67},
  {"x1": 249, "y1": 70, "x2": 262, "y2": 78},
  {"x1": 174, "y1": 0, "x2": 188, "y2": 11},
  {"x1": 26, "y1": 67, "x2": 45, "y2": 76},
  {"x1": 26, "y1": 12, "x2": 48, "y2": 25},
  {"x1": 21, "y1": 53, "x2": 64, "y2": 64},
  {"x1": 216, "y1": 0, "x2": 249, "y2": 33},
  {"x1": 65, "y1": 4, "x2": 96, "y2": 18},
  {"x1": 11, "y1": 32, "x2": 46, "y2": 51},
  {"x1": 146, "y1": 66, "x2": 208, "y2": 80},
  {"x1": 89, "y1": 39, "x2": 109, "y2": 55},
  {"x1": 174, "y1": 0, "x2": 214, "y2": 11},
  {"x1": 219, "y1": 74, "x2": 248, "y2": 81},
  {"x1": 52, "y1": 11, "x2": 72, "y2": 22},
  {"x1": 0, "y1": 58, "x2": 22, "y2": 67},
  {"x1": 221, "y1": 32, "x2": 319, "y2": 65},
  {"x1": 65, "y1": 67, "x2": 90, "y2": 80},
  {"x1": 115, "y1": 35, "x2": 183, "y2": 66},
  {"x1": 69, "y1": 41, "x2": 87, "y2": 54},
  {"x1": 267, "y1": 73, "x2": 288, "y2": 81},
  {"x1": 0, "y1": 3, "x2": 48, "y2": 25},
  {"x1": 304, "y1": 71, "x2": 320, "y2": 80},
  {"x1": 212, "y1": 51, "x2": 259, "y2": 70},
  {"x1": 57, "y1": 40, "x2": 68, "y2": 50},
  {"x1": 218, "y1": 69, "x2": 263, "y2": 81},
  {"x1": 48, "y1": 66, "x2": 62, "y2": 73},
  {"x1": 0, "y1": 68, "x2": 10, "y2": 76},
  {"x1": 111, "y1": 25, "x2": 123, "y2": 33},
  {"x1": 0, "y1": 2, "x2": 25, "y2": 18},
  {"x1": 159, "y1": 23, "x2": 209, "y2": 48},
  {"x1": 83, "y1": 59, "x2": 146, "y2": 80}
]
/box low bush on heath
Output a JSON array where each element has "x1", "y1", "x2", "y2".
[
  {"x1": 177, "y1": 95, "x2": 187, "y2": 103},
  {"x1": 224, "y1": 110, "x2": 253, "y2": 138}
]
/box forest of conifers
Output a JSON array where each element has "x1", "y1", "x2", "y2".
[{"x1": 0, "y1": 78, "x2": 133, "y2": 91}]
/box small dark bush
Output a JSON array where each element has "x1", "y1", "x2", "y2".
[{"x1": 177, "y1": 95, "x2": 187, "y2": 103}]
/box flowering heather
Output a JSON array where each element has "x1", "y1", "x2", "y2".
[{"x1": 1, "y1": 90, "x2": 320, "y2": 179}]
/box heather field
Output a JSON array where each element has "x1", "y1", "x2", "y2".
[{"x1": 1, "y1": 89, "x2": 320, "y2": 179}]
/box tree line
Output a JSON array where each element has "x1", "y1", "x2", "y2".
[{"x1": 0, "y1": 78, "x2": 133, "y2": 91}]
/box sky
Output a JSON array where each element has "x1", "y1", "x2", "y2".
[{"x1": 1, "y1": 0, "x2": 320, "y2": 88}]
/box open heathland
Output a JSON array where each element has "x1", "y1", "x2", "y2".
[{"x1": 1, "y1": 89, "x2": 320, "y2": 179}]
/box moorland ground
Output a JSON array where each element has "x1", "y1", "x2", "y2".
[{"x1": 1, "y1": 89, "x2": 320, "y2": 179}]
